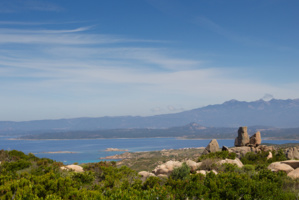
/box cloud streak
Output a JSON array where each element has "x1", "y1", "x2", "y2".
[{"x1": 1, "y1": 23, "x2": 298, "y2": 120}]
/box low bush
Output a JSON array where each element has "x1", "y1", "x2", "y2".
[
  {"x1": 198, "y1": 151, "x2": 236, "y2": 162},
  {"x1": 170, "y1": 162, "x2": 190, "y2": 180}
]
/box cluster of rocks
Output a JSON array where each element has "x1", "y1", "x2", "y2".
[
  {"x1": 138, "y1": 157, "x2": 245, "y2": 180},
  {"x1": 138, "y1": 126, "x2": 299, "y2": 180},
  {"x1": 234, "y1": 127, "x2": 261, "y2": 147},
  {"x1": 138, "y1": 160, "x2": 202, "y2": 180}
]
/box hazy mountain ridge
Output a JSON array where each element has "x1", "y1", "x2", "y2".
[{"x1": 1, "y1": 98, "x2": 299, "y2": 135}]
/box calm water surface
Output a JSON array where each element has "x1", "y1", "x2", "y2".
[{"x1": 0, "y1": 137, "x2": 298, "y2": 164}]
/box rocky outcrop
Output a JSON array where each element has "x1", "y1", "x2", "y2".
[
  {"x1": 60, "y1": 165, "x2": 84, "y2": 173},
  {"x1": 234, "y1": 127, "x2": 250, "y2": 147},
  {"x1": 203, "y1": 139, "x2": 220, "y2": 154},
  {"x1": 285, "y1": 147, "x2": 299, "y2": 160},
  {"x1": 217, "y1": 158, "x2": 244, "y2": 168},
  {"x1": 152, "y1": 160, "x2": 182, "y2": 176},
  {"x1": 229, "y1": 146, "x2": 255, "y2": 157},
  {"x1": 287, "y1": 168, "x2": 299, "y2": 179},
  {"x1": 249, "y1": 131, "x2": 261, "y2": 147},
  {"x1": 229, "y1": 145, "x2": 275, "y2": 158},
  {"x1": 152, "y1": 160, "x2": 202, "y2": 176},
  {"x1": 267, "y1": 162, "x2": 294, "y2": 173}
]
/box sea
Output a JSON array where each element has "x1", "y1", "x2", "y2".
[{"x1": 0, "y1": 136, "x2": 298, "y2": 164}]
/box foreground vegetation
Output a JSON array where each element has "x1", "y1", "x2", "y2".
[{"x1": 0, "y1": 148, "x2": 298, "y2": 199}]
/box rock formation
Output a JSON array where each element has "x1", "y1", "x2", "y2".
[
  {"x1": 234, "y1": 127, "x2": 250, "y2": 147},
  {"x1": 249, "y1": 131, "x2": 261, "y2": 147},
  {"x1": 203, "y1": 139, "x2": 220, "y2": 154}
]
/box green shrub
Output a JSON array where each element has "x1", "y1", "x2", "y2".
[
  {"x1": 2, "y1": 159, "x2": 32, "y2": 172},
  {"x1": 170, "y1": 162, "x2": 190, "y2": 180},
  {"x1": 198, "y1": 151, "x2": 236, "y2": 162}
]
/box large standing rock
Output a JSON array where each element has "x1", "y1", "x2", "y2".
[
  {"x1": 285, "y1": 147, "x2": 299, "y2": 160},
  {"x1": 234, "y1": 127, "x2": 250, "y2": 147},
  {"x1": 267, "y1": 162, "x2": 294, "y2": 173},
  {"x1": 287, "y1": 168, "x2": 299, "y2": 179},
  {"x1": 203, "y1": 139, "x2": 220, "y2": 154},
  {"x1": 249, "y1": 131, "x2": 261, "y2": 147}
]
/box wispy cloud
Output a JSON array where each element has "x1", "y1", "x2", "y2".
[
  {"x1": 1, "y1": 23, "x2": 298, "y2": 120},
  {"x1": 0, "y1": 0, "x2": 63, "y2": 13}
]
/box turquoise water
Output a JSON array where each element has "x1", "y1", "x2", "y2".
[{"x1": 0, "y1": 137, "x2": 297, "y2": 164}]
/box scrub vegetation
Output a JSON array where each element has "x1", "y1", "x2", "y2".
[{"x1": 0, "y1": 148, "x2": 298, "y2": 199}]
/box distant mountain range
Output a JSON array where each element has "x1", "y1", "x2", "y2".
[{"x1": 1, "y1": 98, "x2": 299, "y2": 135}]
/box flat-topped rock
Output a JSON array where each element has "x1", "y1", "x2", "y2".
[
  {"x1": 267, "y1": 162, "x2": 294, "y2": 173},
  {"x1": 217, "y1": 158, "x2": 244, "y2": 168},
  {"x1": 281, "y1": 160, "x2": 299, "y2": 169}
]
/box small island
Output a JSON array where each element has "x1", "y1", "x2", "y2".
[
  {"x1": 104, "y1": 148, "x2": 129, "y2": 152},
  {"x1": 41, "y1": 151, "x2": 78, "y2": 154}
]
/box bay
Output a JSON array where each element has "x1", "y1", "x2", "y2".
[{"x1": 0, "y1": 137, "x2": 298, "y2": 164}]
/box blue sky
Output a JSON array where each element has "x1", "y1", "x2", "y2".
[{"x1": 0, "y1": 0, "x2": 298, "y2": 121}]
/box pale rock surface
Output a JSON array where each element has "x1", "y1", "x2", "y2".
[
  {"x1": 157, "y1": 174, "x2": 168, "y2": 178},
  {"x1": 60, "y1": 165, "x2": 84, "y2": 172},
  {"x1": 185, "y1": 160, "x2": 202, "y2": 172},
  {"x1": 229, "y1": 146, "x2": 253, "y2": 157},
  {"x1": 217, "y1": 158, "x2": 244, "y2": 168},
  {"x1": 196, "y1": 170, "x2": 207, "y2": 176},
  {"x1": 138, "y1": 171, "x2": 156, "y2": 178},
  {"x1": 152, "y1": 160, "x2": 182, "y2": 176},
  {"x1": 281, "y1": 160, "x2": 299, "y2": 169},
  {"x1": 287, "y1": 168, "x2": 299, "y2": 179},
  {"x1": 267, "y1": 162, "x2": 294, "y2": 173},
  {"x1": 267, "y1": 152, "x2": 273, "y2": 160},
  {"x1": 285, "y1": 147, "x2": 299, "y2": 160}
]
